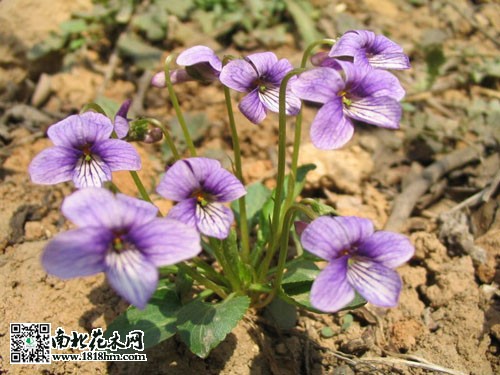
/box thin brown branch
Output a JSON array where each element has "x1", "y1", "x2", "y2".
[{"x1": 385, "y1": 144, "x2": 485, "y2": 232}]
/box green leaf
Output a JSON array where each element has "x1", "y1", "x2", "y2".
[
  {"x1": 301, "y1": 198, "x2": 337, "y2": 216},
  {"x1": 424, "y1": 44, "x2": 446, "y2": 88},
  {"x1": 117, "y1": 33, "x2": 163, "y2": 70},
  {"x1": 116, "y1": 0, "x2": 135, "y2": 23},
  {"x1": 27, "y1": 33, "x2": 66, "y2": 60},
  {"x1": 163, "y1": 112, "x2": 210, "y2": 159},
  {"x1": 59, "y1": 19, "x2": 88, "y2": 35},
  {"x1": 284, "y1": 0, "x2": 321, "y2": 47},
  {"x1": 341, "y1": 313, "x2": 353, "y2": 331},
  {"x1": 161, "y1": 0, "x2": 194, "y2": 18},
  {"x1": 69, "y1": 38, "x2": 86, "y2": 51},
  {"x1": 104, "y1": 281, "x2": 182, "y2": 350},
  {"x1": 264, "y1": 295, "x2": 297, "y2": 329},
  {"x1": 222, "y1": 230, "x2": 252, "y2": 287},
  {"x1": 280, "y1": 261, "x2": 367, "y2": 313},
  {"x1": 93, "y1": 96, "x2": 120, "y2": 118},
  {"x1": 256, "y1": 164, "x2": 316, "y2": 242},
  {"x1": 231, "y1": 182, "x2": 271, "y2": 229},
  {"x1": 176, "y1": 295, "x2": 250, "y2": 358},
  {"x1": 289, "y1": 164, "x2": 316, "y2": 198},
  {"x1": 132, "y1": 10, "x2": 167, "y2": 42},
  {"x1": 320, "y1": 326, "x2": 335, "y2": 338},
  {"x1": 282, "y1": 260, "x2": 320, "y2": 284}
]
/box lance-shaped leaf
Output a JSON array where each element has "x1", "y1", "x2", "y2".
[
  {"x1": 176, "y1": 295, "x2": 250, "y2": 358},
  {"x1": 105, "y1": 281, "x2": 182, "y2": 350}
]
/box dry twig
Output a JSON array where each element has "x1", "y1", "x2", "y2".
[{"x1": 385, "y1": 144, "x2": 485, "y2": 232}]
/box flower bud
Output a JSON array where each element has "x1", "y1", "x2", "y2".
[{"x1": 143, "y1": 128, "x2": 163, "y2": 144}]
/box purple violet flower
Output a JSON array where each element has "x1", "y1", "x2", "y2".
[
  {"x1": 156, "y1": 157, "x2": 246, "y2": 239},
  {"x1": 301, "y1": 216, "x2": 414, "y2": 313},
  {"x1": 291, "y1": 61, "x2": 405, "y2": 149},
  {"x1": 219, "y1": 52, "x2": 301, "y2": 124},
  {"x1": 151, "y1": 45, "x2": 222, "y2": 87},
  {"x1": 114, "y1": 99, "x2": 132, "y2": 139},
  {"x1": 42, "y1": 188, "x2": 201, "y2": 309},
  {"x1": 329, "y1": 30, "x2": 410, "y2": 70},
  {"x1": 29, "y1": 112, "x2": 141, "y2": 188}
]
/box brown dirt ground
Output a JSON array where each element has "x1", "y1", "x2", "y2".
[{"x1": 1, "y1": 0, "x2": 499, "y2": 374}]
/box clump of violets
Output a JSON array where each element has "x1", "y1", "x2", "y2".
[
  {"x1": 29, "y1": 112, "x2": 141, "y2": 188},
  {"x1": 220, "y1": 52, "x2": 301, "y2": 124},
  {"x1": 156, "y1": 157, "x2": 246, "y2": 239},
  {"x1": 42, "y1": 188, "x2": 201, "y2": 309},
  {"x1": 300, "y1": 216, "x2": 414, "y2": 312},
  {"x1": 292, "y1": 60, "x2": 405, "y2": 149},
  {"x1": 151, "y1": 45, "x2": 222, "y2": 87},
  {"x1": 29, "y1": 29, "x2": 415, "y2": 358}
]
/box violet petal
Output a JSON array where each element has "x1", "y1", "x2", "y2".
[
  {"x1": 105, "y1": 249, "x2": 158, "y2": 309},
  {"x1": 156, "y1": 160, "x2": 202, "y2": 201},
  {"x1": 220, "y1": 59, "x2": 258, "y2": 92},
  {"x1": 42, "y1": 227, "x2": 109, "y2": 278},
  {"x1": 369, "y1": 52, "x2": 411, "y2": 70},
  {"x1": 131, "y1": 218, "x2": 201, "y2": 266},
  {"x1": 29, "y1": 146, "x2": 80, "y2": 185},
  {"x1": 310, "y1": 99, "x2": 355, "y2": 150},
  {"x1": 347, "y1": 259, "x2": 402, "y2": 308},
  {"x1": 114, "y1": 99, "x2": 132, "y2": 139},
  {"x1": 48, "y1": 112, "x2": 113, "y2": 148},
  {"x1": 62, "y1": 188, "x2": 122, "y2": 228},
  {"x1": 177, "y1": 45, "x2": 222, "y2": 72},
  {"x1": 354, "y1": 69, "x2": 405, "y2": 101},
  {"x1": 115, "y1": 193, "x2": 159, "y2": 227},
  {"x1": 266, "y1": 58, "x2": 294, "y2": 85},
  {"x1": 72, "y1": 154, "x2": 112, "y2": 188},
  {"x1": 239, "y1": 90, "x2": 267, "y2": 124},
  {"x1": 301, "y1": 216, "x2": 374, "y2": 260},
  {"x1": 195, "y1": 202, "x2": 234, "y2": 239},
  {"x1": 345, "y1": 96, "x2": 402, "y2": 129},
  {"x1": 357, "y1": 231, "x2": 414, "y2": 268},
  {"x1": 246, "y1": 52, "x2": 278, "y2": 76},
  {"x1": 259, "y1": 86, "x2": 301, "y2": 116},
  {"x1": 310, "y1": 257, "x2": 355, "y2": 313},
  {"x1": 292, "y1": 68, "x2": 344, "y2": 104},
  {"x1": 329, "y1": 30, "x2": 374, "y2": 59},
  {"x1": 166, "y1": 198, "x2": 198, "y2": 228},
  {"x1": 93, "y1": 139, "x2": 141, "y2": 172},
  {"x1": 200, "y1": 166, "x2": 246, "y2": 202}
]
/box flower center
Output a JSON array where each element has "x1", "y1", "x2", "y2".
[
  {"x1": 81, "y1": 143, "x2": 93, "y2": 161},
  {"x1": 111, "y1": 230, "x2": 131, "y2": 253},
  {"x1": 192, "y1": 190, "x2": 213, "y2": 207},
  {"x1": 113, "y1": 236, "x2": 124, "y2": 251},
  {"x1": 339, "y1": 91, "x2": 352, "y2": 107}
]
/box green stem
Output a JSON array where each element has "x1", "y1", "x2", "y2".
[
  {"x1": 177, "y1": 262, "x2": 228, "y2": 299},
  {"x1": 222, "y1": 85, "x2": 250, "y2": 262},
  {"x1": 300, "y1": 38, "x2": 336, "y2": 68},
  {"x1": 192, "y1": 257, "x2": 230, "y2": 287},
  {"x1": 163, "y1": 55, "x2": 197, "y2": 157},
  {"x1": 129, "y1": 170, "x2": 152, "y2": 203},
  {"x1": 106, "y1": 181, "x2": 121, "y2": 194},
  {"x1": 254, "y1": 203, "x2": 316, "y2": 309},
  {"x1": 142, "y1": 117, "x2": 180, "y2": 161},
  {"x1": 210, "y1": 238, "x2": 241, "y2": 293},
  {"x1": 284, "y1": 38, "x2": 336, "y2": 215},
  {"x1": 258, "y1": 68, "x2": 306, "y2": 281}
]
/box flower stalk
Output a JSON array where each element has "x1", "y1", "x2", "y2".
[
  {"x1": 223, "y1": 84, "x2": 250, "y2": 262},
  {"x1": 163, "y1": 55, "x2": 197, "y2": 157}
]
